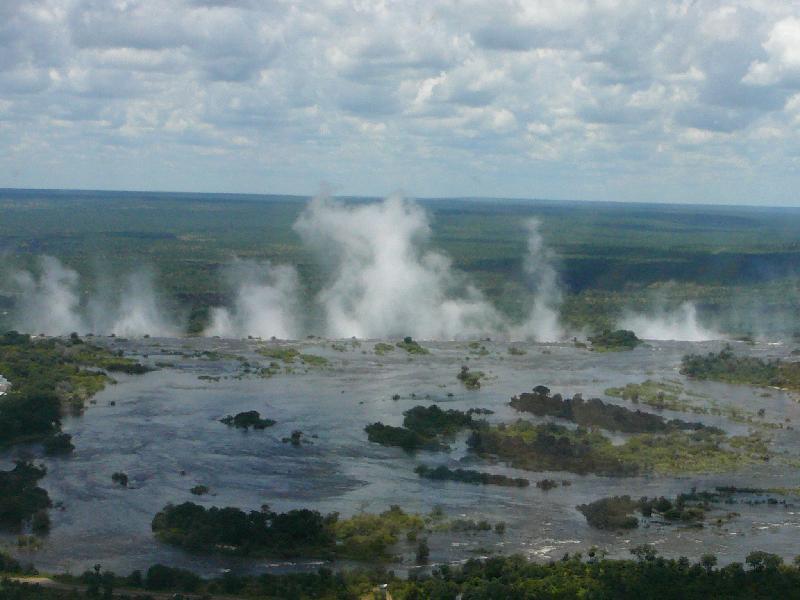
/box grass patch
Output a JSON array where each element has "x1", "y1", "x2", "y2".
[
  {"x1": 374, "y1": 342, "x2": 395, "y2": 355},
  {"x1": 468, "y1": 420, "x2": 765, "y2": 476},
  {"x1": 396, "y1": 337, "x2": 429, "y2": 355}
]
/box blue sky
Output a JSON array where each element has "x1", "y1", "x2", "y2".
[{"x1": 2, "y1": 1, "x2": 800, "y2": 205}]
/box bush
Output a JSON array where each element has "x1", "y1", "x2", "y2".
[{"x1": 220, "y1": 410, "x2": 276, "y2": 430}]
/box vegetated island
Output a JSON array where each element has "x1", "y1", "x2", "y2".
[
  {"x1": 151, "y1": 500, "x2": 509, "y2": 565},
  {"x1": 467, "y1": 419, "x2": 769, "y2": 477},
  {"x1": 0, "y1": 331, "x2": 151, "y2": 451},
  {"x1": 578, "y1": 486, "x2": 795, "y2": 533},
  {"x1": 577, "y1": 488, "x2": 745, "y2": 531},
  {"x1": 605, "y1": 379, "x2": 785, "y2": 429},
  {"x1": 365, "y1": 404, "x2": 485, "y2": 452},
  {"x1": 152, "y1": 502, "x2": 428, "y2": 561},
  {"x1": 605, "y1": 379, "x2": 705, "y2": 413},
  {"x1": 510, "y1": 385, "x2": 721, "y2": 434},
  {"x1": 588, "y1": 329, "x2": 642, "y2": 351},
  {"x1": 457, "y1": 365, "x2": 485, "y2": 389},
  {"x1": 255, "y1": 346, "x2": 329, "y2": 377},
  {"x1": 681, "y1": 345, "x2": 800, "y2": 391},
  {"x1": 414, "y1": 464, "x2": 529, "y2": 487},
  {"x1": 373, "y1": 342, "x2": 395, "y2": 355},
  {"x1": 396, "y1": 336, "x2": 429, "y2": 355},
  {"x1": 220, "y1": 410, "x2": 276, "y2": 430}
]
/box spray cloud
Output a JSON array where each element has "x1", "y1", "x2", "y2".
[
  {"x1": 8, "y1": 196, "x2": 569, "y2": 341},
  {"x1": 205, "y1": 260, "x2": 300, "y2": 339},
  {"x1": 511, "y1": 219, "x2": 564, "y2": 342},
  {"x1": 8, "y1": 256, "x2": 178, "y2": 337},
  {"x1": 12, "y1": 256, "x2": 85, "y2": 335},
  {"x1": 619, "y1": 301, "x2": 721, "y2": 341},
  {"x1": 293, "y1": 195, "x2": 507, "y2": 339}
]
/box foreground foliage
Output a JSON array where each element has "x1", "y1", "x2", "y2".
[{"x1": 9, "y1": 550, "x2": 800, "y2": 599}]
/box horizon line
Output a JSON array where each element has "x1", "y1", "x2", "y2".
[{"x1": 1, "y1": 185, "x2": 798, "y2": 212}]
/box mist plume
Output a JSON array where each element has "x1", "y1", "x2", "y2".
[
  {"x1": 293, "y1": 194, "x2": 506, "y2": 339},
  {"x1": 8, "y1": 256, "x2": 179, "y2": 337},
  {"x1": 205, "y1": 260, "x2": 300, "y2": 339},
  {"x1": 511, "y1": 219, "x2": 564, "y2": 342},
  {"x1": 619, "y1": 301, "x2": 721, "y2": 341}
]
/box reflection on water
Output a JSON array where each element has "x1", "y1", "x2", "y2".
[{"x1": 3, "y1": 337, "x2": 800, "y2": 575}]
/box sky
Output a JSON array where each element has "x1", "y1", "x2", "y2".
[{"x1": 2, "y1": 0, "x2": 800, "y2": 205}]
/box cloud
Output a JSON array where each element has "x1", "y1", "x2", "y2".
[
  {"x1": 744, "y1": 16, "x2": 800, "y2": 87},
  {"x1": 2, "y1": 1, "x2": 800, "y2": 203}
]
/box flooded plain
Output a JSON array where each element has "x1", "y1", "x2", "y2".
[{"x1": 3, "y1": 336, "x2": 800, "y2": 576}]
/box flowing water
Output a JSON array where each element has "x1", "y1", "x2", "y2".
[{"x1": 3, "y1": 336, "x2": 800, "y2": 576}]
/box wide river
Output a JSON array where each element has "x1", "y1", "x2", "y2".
[{"x1": 3, "y1": 336, "x2": 800, "y2": 576}]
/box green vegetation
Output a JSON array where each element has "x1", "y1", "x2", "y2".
[
  {"x1": 190, "y1": 485, "x2": 209, "y2": 495},
  {"x1": 111, "y1": 472, "x2": 128, "y2": 487},
  {"x1": 508, "y1": 345, "x2": 527, "y2": 355},
  {"x1": 282, "y1": 430, "x2": 306, "y2": 445},
  {"x1": 588, "y1": 329, "x2": 642, "y2": 351},
  {"x1": 0, "y1": 461, "x2": 51, "y2": 532},
  {"x1": 605, "y1": 379, "x2": 785, "y2": 429},
  {"x1": 536, "y1": 478, "x2": 568, "y2": 490},
  {"x1": 299, "y1": 353, "x2": 329, "y2": 367},
  {"x1": 101, "y1": 361, "x2": 154, "y2": 374},
  {"x1": 0, "y1": 550, "x2": 23, "y2": 574},
  {"x1": 605, "y1": 380, "x2": 699, "y2": 412},
  {"x1": 364, "y1": 422, "x2": 447, "y2": 452},
  {"x1": 457, "y1": 365, "x2": 485, "y2": 389},
  {"x1": 577, "y1": 495, "x2": 700, "y2": 531},
  {"x1": 468, "y1": 420, "x2": 763, "y2": 476},
  {"x1": 256, "y1": 346, "x2": 298, "y2": 362},
  {"x1": 578, "y1": 489, "x2": 746, "y2": 531},
  {"x1": 256, "y1": 346, "x2": 328, "y2": 367},
  {"x1": 0, "y1": 331, "x2": 146, "y2": 449},
  {"x1": 396, "y1": 336, "x2": 429, "y2": 355},
  {"x1": 220, "y1": 410, "x2": 276, "y2": 430},
  {"x1": 577, "y1": 495, "x2": 640, "y2": 530},
  {"x1": 152, "y1": 501, "x2": 424, "y2": 561},
  {"x1": 510, "y1": 385, "x2": 718, "y2": 434},
  {"x1": 366, "y1": 405, "x2": 481, "y2": 451},
  {"x1": 468, "y1": 341, "x2": 490, "y2": 356},
  {"x1": 41, "y1": 432, "x2": 74, "y2": 455},
  {"x1": 681, "y1": 345, "x2": 800, "y2": 391},
  {"x1": 12, "y1": 550, "x2": 800, "y2": 599},
  {"x1": 402, "y1": 405, "x2": 477, "y2": 436},
  {"x1": 373, "y1": 342, "x2": 395, "y2": 355},
  {"x1": 415, "y1": 465, "x2": 529, "y2": 487},
  {"x1": 329, "y1": 505, "x2": 425, "y2": 561}
]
